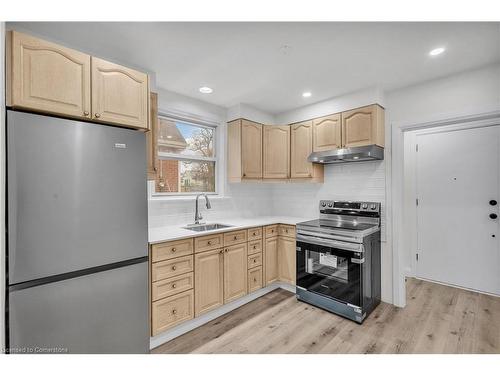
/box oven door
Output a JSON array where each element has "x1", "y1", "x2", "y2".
[{"x1": 296, "y1": 235, "x2": 364, "y2": 307}]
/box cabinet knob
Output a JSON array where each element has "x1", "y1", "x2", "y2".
[
  {"x1": 253, "y1": 232, "x2": 256, "y2": 236},
  {"x1": 207, "y1": 241, "x2": 211, "y2": 245},
  {"x1": 171, "y1": 248, "x2": 176, "y2": 252},
  {"x1": 225, "y1": 249, "x2": 228, "y2": 253},
  {"x1": 254, "y1": 278, "x2": 257, "y2": 282},
  {"x1": 172, "y1": 309, "x2": 177, "y2": 315},
  {"x1": 219, "y1": 250, "x2": 223, "y2": 254},
  {"x1": 233, "y1": 236, "x2": 237, "y2": 240},
  {"x1": 94, "y1": 113, "x2": 100, "y2": 118},
  {"x1": 253, "y1": 245, "x2": 256, "y2": 249},
  {"x1": 172, "y1": 283, "x2": 176, "y2": 289},
  {"x1": 83, "y1": 111, "x2": 89, "y2": 116},
  {"x1": 172, "y1": 265, "x2": 177, "y2": 271},
  {"x1": 243, "y1": 173, "x2": 246, "y2": 177},
  {"x1": 253, "y1": 259, "x2": 257, "y2": 263},
  {"x1": 286, "y1": 229, "x2": 288, "y2": 233}
]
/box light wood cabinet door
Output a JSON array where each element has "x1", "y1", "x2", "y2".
[
  {"x1": 248, "y1": 266, "x2": 263, "y2": 293},
  {"x1": 91, "y1": 57, "x2": 149, "y2": 130},
  {"x1": 223, "y1": 243, "x2": 248, "y2": 303},
  {"x1": 151, "y1": 289, "x2": 194, "y2": 336},
  {"x1": 312, "y1": 113, "x2": 341, "y2": 152},
  {"x1": 278, "y1": 236, "x2": 296, "y2": 285},
  {"x1": 241, "y1": 120, "x2": 263, "y2": 178},
  {"x1": 263, "y1": 125, "x2": 290, "y2": 179},
  {"x1": 291, "y1": 121, "x2": 314, "y2": 178},
  {"x1": 264, "y1": 237, "x2": 279, "y2": 285},
  {"x1": 147, "y1": 92, "x2": 159, "y2": 180},
  {"x1": 194, "y1": 248, "x2": 224, "y2": 316},
  {"x1": 341, "y1": 104, "x2": 385, "y2": 148},
  {"x1": 6, "y1": 31, "x2": 91, "y2": 119}
]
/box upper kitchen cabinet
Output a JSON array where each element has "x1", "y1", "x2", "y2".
[
  {"x1": 290, "y1": 121, "x2": 323, "y2": 181},
  {"x1": 227, "y1": 119, "x2": 263, "y2": 182},
  {"x1": 263, "y1": 125, "x2": 290, "y2": 179},
  {"x1": 312, "y1": 113, "x2": 342, "y2": 152},
  {"x1": 91, "y1": 57, "x2": 149, "y2": 130},
  {"x1": 341, "y1": 104, "x2": 385, "y2": 148},
  {"x1": 6, "y1": 31, "x2": 91, "y2": 120},
  {"x1": 6, "y1": 31, "x2": 150, "y2": 131}
]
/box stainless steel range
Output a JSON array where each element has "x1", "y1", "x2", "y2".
[{"x1": 296, "y1": 200, "x2": 381, "y2": 323}]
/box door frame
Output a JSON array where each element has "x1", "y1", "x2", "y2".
[{"x1": 391, "y1": 110, "x2": 500, "y2": 307}]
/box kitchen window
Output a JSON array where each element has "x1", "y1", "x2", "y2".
[{"x1": 154, "y1": 115, "x2": 217, "y2": 195}]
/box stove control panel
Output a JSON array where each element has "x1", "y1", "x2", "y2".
[{"x1": 319, "y1": 200, "x2": 380, "y2": 213}]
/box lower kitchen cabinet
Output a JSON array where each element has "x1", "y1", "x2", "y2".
[
  {"x1": 248, "y1": 266, "x2": 263, "y2": 293},
  {"x1": 278, "y1": 236, "x2": 296, "y2": 285},
  {"x1": 264, "y1": 236, "x2": 279, "y2": 285},
  {"x1": 223, "y1": 243, "x2": 248, "y2": 303},
  {"x1": 194, "y1": 248, "x2": 224, "y2": 317},
  {"x1": 151, "y1": 289, "x2": 194, "y2": 336}
]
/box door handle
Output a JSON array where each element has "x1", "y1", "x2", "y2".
[{"x1": 490, "y1": 213, "x2": 498, "y2": 219}]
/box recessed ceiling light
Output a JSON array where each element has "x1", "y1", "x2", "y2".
[
  {"x1": 429, "y1": 47, "x2": 445, "y2": 56},
  {"x1": 302, "y1": 92, "x2": 312, "y2": 98},
  {"x1": 199, "y1": 86, "x2": 213, "y2": 94}
]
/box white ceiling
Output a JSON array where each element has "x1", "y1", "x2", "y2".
[{"x1": 9, "y1": 22, "x2": 500, "y2": 114}]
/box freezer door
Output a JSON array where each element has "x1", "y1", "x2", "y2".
[
  {"x1": 7, "y1": 111, "x2": 148, "y2": 284},
  {"x1": 8, "y1": 261, "x2": 149, "y2": 354}
]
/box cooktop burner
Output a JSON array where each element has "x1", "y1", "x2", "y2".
[{"x1": 298, "y1": 219, "x2": 377, "y2": 232}]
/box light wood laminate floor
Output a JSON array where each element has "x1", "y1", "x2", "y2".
[{"x1": 152, "y1": 278, "x2": 500, "y2": 354}]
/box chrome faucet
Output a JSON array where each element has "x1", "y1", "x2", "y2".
[{"x1": 194, "y1": 194, "x2": 211, "y2": 224}]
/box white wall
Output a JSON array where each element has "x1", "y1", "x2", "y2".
[
  {"x1": 387, "y1": 63, "x2": 500, "y2": 301},
  {"x1": 0, "y1": 21, "x2": 6, "y2": 351},
  {"x1": 227, "y1": 103, "x2": 276, "y2": 124}
]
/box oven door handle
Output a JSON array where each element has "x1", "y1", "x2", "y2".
[{"x1": 296, "y1": 234, "x2": 364, "y2": 253}]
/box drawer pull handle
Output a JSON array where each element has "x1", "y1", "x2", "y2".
[
  {"x1": 171, "y1": 248, "x2": 176, "y2": 252},
  {"x1": 172, "y1": 266, "x2": 177, "y2": 271},
  {"x1": 172, "y1": 283, "x2": 177, "y2": 288},
  {"x1": 172, "y1": 309, "x2": 177, "y2": 314},
  {"x1": 286, "y1": 230, "x2": 288, "y2": 233}
]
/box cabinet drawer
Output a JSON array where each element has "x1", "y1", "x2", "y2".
[
  {"x1": 151, "y1": 255, "x2": 194, "y2": 282},
  {"x1": 247, "y1": 227, "x2": 263, "y2": 240},
  {"x1": 194, "y1": 233, "x2": 223, "y2": 253},
  {"x1": 265, "y1": 225, "x2": 278, "y2": 238},
  {"x1": 151, "y1": 272, "x2": 194, "y2": 302},
  {"x1": 151, "y1": 238, "x2": 193, "y2": 262},
  {"x1": 248, "y1": 267, "x2": 263, "y2": 293},
  {"x1": 248, "y1": 239, "x2": 262, "y2": 255},
  {"x1": 223, "y1": 229, "x2": 247, "y2": 246},
  {"x1": 248, "y1": 253, "x2": 262, "y2": 269},
  {"x1": 279, "y1": 225, "x2": 296, "y2": 238},
  {"x1": 151, "y1": 289, "x2": 194, "y2": 336}
]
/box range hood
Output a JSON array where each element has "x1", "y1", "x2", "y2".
[{"x1": 307, "y1": 145, "x2": 384, "y2": 164}]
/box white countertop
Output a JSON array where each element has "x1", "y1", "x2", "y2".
[{"x1": 148, "y1": 216, "x2": 312, "y2": 244}]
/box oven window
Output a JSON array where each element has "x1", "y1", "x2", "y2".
[{"x1": 305, "y1": 250, "x2": 348, "y2": 283}]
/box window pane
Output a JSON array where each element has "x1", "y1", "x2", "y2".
[
  {"x1": 158, "y1": 118, "x2": 214, "y2": 158},
  {"x1": 156, "y1": 159, "x2": 215, "y2": 193}
]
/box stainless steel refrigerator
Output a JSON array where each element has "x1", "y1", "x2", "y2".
[{"x1": 6, "y1": 110, "x2": 149, "y2": 354}]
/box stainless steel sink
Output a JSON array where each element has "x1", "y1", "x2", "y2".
[{"x1": 183, "y1": 223, "x2": 233, "y2": 232}]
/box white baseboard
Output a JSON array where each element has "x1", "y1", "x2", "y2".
[{"x1": 150, "y1": 282, "x2": 296, "y2": 350}]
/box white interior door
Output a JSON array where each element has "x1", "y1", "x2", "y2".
[{"x1": 416, "y1": 125, "x2": 500, "y2": 295}]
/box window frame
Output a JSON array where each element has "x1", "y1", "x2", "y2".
[{"x1": 151, "y1": 112, "x2": 220, "y2": 197}]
